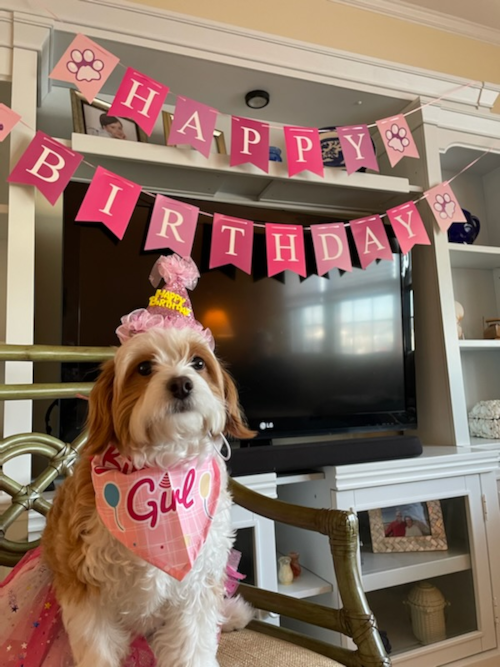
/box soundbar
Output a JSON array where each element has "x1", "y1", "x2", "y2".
[{"x1": 228, "y1": 435, "x2": 423, "y2": 477}]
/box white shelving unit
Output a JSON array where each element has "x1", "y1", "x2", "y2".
[
  {"x1": 276, "y1": 554, "x2": 332, "y2": 599},
  {"x1": 361, "y1": 546, "x2": 471, "y2": 593},
  {"x1": 69, "y1": 133, "x2": 423, "y2": 217},
  {"x1": 276, "y1": 448, "x2": 500, "y2": 667}
]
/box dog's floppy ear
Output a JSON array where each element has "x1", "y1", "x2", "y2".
[
  {"x1": 85, "y1": 359, "x2": 116, "y2": 455},
  {"x1": 221, "y1": 367, "x2": 257, "y2": 441}
]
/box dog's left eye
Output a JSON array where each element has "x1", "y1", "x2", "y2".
[
  {"x1": 137, "y1": 361, "x2": 153, "y2": 376},
  {"x1": 191, "y1": 356, "x2": 205, "y2": 371}
]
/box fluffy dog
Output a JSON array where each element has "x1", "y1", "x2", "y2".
[{"x1": 42, "y1": 325, "x2": 254, "y2": 667}]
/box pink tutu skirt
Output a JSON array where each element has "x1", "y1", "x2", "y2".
[
  {"x1": 0, "y1": 548, "x2": 156, "y2": 667},
  {"x1": 0, "y1": 548, "x2": 245, "y2": 666}
]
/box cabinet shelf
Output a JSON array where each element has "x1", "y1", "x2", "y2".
[
  {"x1": 70, "y1": 133, "x2": 423, "y2": 216},
  {"x1": 458, "y1": 339, "x2": 500, "y2": 350},
  {"x1": 276, "y1": 555, "x2": 332, "y2": 599},
  {"x1": 449, "y1": 244, "x2": 500, "y2": 270},
  {"x1": 361, "y1": 545, "x2": 471, "y2": 593}
]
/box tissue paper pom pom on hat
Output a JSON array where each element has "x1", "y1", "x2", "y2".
[
  {"x1": 116, "y1": 309, "x2": 164, "y2": 344},
  {"x1": 149, "y1": 254, "x2": 200, "y2": 290},
  {"x1": 115, "y1": 254, "x2": 214, "y2": 349}
]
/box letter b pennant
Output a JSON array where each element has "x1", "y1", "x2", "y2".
[{"x1": 8, "y1": 132, "x2": 83, "y2": 205}]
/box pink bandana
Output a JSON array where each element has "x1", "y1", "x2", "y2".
[{"x1": 91, "y1": 445, "x2": 221, "y2": 580}]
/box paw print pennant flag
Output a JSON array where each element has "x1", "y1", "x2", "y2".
[
  {"x1": 376, "y1": 114, "x2": 419, "y2": 168},
  {"x1": 50, "y1": 34, "x2": 120, "y2": 103},
  {"x1": 424, "y1": 182, "x2": 466, "y2": 232},
  {"x1": 0, "y1": 104, "x2": 21, "y2": 142}
]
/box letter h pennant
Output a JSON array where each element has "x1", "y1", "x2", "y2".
[
  {"x1": 108, "y1": 67, "x2": 169, "y2": 136},
  {"x1": 8, "y1": 131, "x2": 83, "y2": 205},
  {"x1": 210, "y1": 214, "x2": 254, "y2": 274},
  {"x1": 266, "y1": 223, "x2": 306, "y2": 277},
  {"x1": 75, "y1": 166, "x2": 142, "y2": 240}
]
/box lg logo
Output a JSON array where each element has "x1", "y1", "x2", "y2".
[{"x1": 259, "y1": 421, "x2": 274, "y2": 430}]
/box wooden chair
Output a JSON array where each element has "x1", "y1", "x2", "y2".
[{"x1": 0, "y1": 344, "x2": 390, "y2": 667}]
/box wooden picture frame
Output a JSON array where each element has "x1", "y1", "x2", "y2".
[
  {"x1": 162, "y1": 111, "x2": 227, "y2": 154},
  {"x1": 368, "y1": 500, "x2": 448, "y2": 553},
  {"x1": 70, "y1": 89, "x2": 148, "y2": 143}
]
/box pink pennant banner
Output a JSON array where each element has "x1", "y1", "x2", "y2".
[
  {"x1": 311, "y1": 223, "x2": 352, "y2": 275},
  {"x1": 75, "y1": 166, "x2": 141, "y2": 240},
  {"x1": 266, "y1": 223, "x2": 306, "y2": 277},
  {"x1": 284, "y1": 126, "x2": 324, "y2": 178},
  {"x1": 0, "y1": 104, "x2": 21, "y2": 142},
  {"x1": 424, "y1": 182, "x2": 466, "y2": 232},
  {"x1": 376, "y1": 114, "x2": 419, "y2": 168},
  {"x1": 108, "y1": 67, "x2": 169, "y2": 136},
  {"x1": 350, "y1": 215, "x2": 393, "y2": 269},
  {"x1": 167, "y1": 97, "x2": 218, "y2": 158},
  {"x1": 336, "y1": 124, "x2": 379, "y2": 175},
  {"x1": 210, "y1": 214, "x2": 254, "y2": 274},
  {"x1": 8, "y1": 131, "x2": 83, "y2": 205},
  {"x1": 230, "y1": 116, "x2": 270, "y2": 173},
  {"x1": 50, "y1": 34, "x2": 120, "y2": 103},
  {"x1": 386, "y1": 201, "x2": 431, "y2": 254},
  {"x1": 145, "y1": 195, "x2": 199, "y2": 254}
]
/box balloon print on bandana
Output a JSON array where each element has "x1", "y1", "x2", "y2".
[
  {"x1": 103, "y1": 482, "x2": 125, "y2": 531},
  {"x1": 199, "y1": 471, "x2": 213, "y2": 520}
]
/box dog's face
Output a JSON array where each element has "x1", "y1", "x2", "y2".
[{"x1": 86, "y1": 327, "x2": 254, "y2": 467}]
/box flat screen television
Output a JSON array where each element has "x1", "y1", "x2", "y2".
[{"x1": 60, "y1": 183, "x2": 419, "y2": 474}]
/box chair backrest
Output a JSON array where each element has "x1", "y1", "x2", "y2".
[
  {"x1": 0, "y1": 343, "x2": 390, "y2": 667},
  {"x1": 0, "y1": 344, "x2": 113, "y2": 565}
]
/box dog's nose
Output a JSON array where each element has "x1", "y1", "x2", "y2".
[{"x1": 168, "y1": 376, "x2": 193, "y2": 400}]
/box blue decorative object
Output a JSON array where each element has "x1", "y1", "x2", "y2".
[
  {"x1": 319, "y1": 126, "x2": 372, "y2": 171},
  {"x1": 319, "y1": 127, "x2": 345, "y2": 167},
  {"x1": 447, "y1": 209, "x2": 481, "y2": 244},
  {"x1": 269, "y1": 146, "x2": 282, "y2": 162}
]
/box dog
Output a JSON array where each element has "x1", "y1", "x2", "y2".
[{"x1": 42, "y1": 325, "x2": 255, "y2": 667}]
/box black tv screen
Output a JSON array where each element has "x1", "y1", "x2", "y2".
[
  {"x1": 191, "y1": 251, "x2": 416, "y2": 441},
  {"x1": 61, "y1": 183, "x2": 416, "y2": 448}
]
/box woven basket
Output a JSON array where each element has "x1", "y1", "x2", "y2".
[{"x1": 404, "y1": 581, "x2": 449, "y2": 645}]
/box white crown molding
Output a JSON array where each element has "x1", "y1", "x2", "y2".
[{"x1": 329, "y1": 0, "x2": 500, "y2": 47}]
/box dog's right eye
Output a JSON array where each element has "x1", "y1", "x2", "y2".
[{"x1": 137, "y1": 361, "x2": 153, "y2": 376}]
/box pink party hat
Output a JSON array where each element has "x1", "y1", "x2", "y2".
[{"x1": 116, "y1": 254, "x2": 214, "y2": 349}]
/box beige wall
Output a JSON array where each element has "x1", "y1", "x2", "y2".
[{"x1": 131, "y1": 0, "x2": 500, "y2": 111}]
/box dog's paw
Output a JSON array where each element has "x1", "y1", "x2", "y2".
[{"x1": 221, "y1": 595, "x2": 254, "y2": 632}]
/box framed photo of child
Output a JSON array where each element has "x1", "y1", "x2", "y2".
[
  {"x1": 70, "y1": 90, "x2": 148, "y2": 143},
  {"x1": 368, "y1": 501, "x2": 448, "y2": 553}
]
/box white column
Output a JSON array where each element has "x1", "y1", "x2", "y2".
[{"x1": 3, "y1": 47, "x2": 38, "y2": 485}]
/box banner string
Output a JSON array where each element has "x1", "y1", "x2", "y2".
[
  {"x1": 29, "y1": 0, "x2": 484, "y2": 135},
  {"x1": 13, "y1": 112, "x2": 500, "y2": 231},
  {"x1": 10, "y1": 1, "x2": 500, "y2": 235}
]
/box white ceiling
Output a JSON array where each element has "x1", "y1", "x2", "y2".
[{"x1": 333, "y1": 0, "x2": 500, "y2": 44}]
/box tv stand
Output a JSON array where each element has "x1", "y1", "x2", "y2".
[{"x1": 228, "y1": 434, "x2": 422, "y2": 476}]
